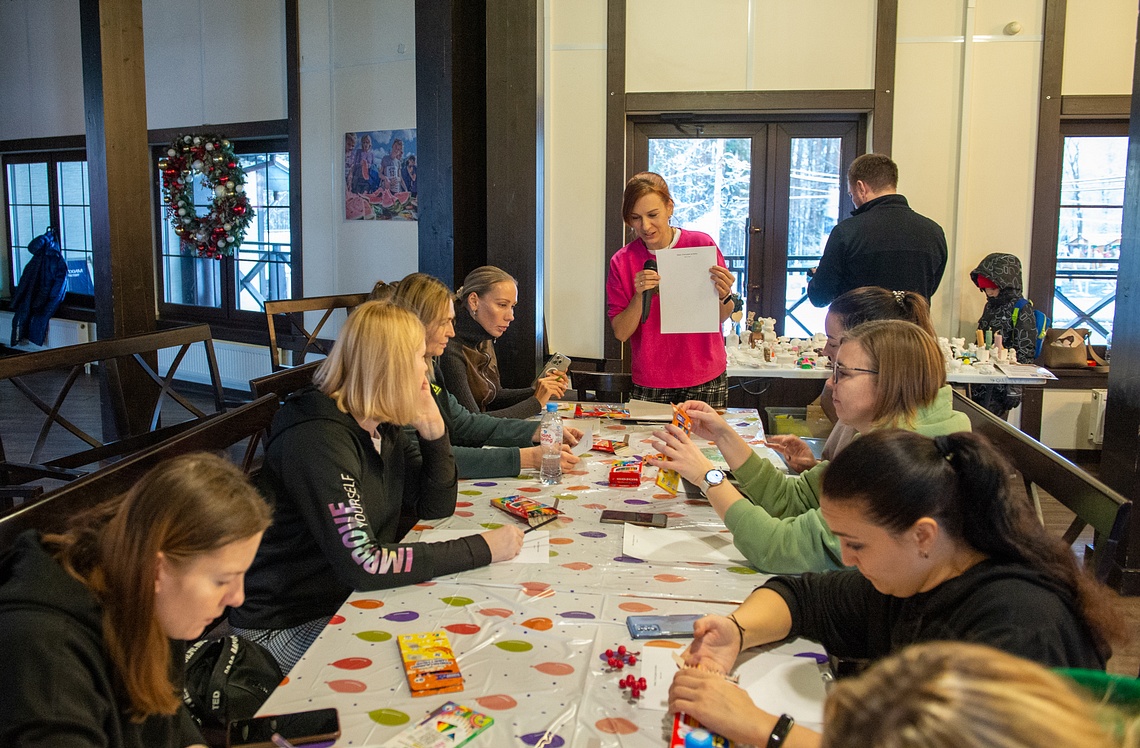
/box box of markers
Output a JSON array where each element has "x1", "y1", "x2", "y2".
[{"x1": 381, "y1": 701, "x2": 493, "y2": 748}]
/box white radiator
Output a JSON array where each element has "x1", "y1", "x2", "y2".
[
  {"x1": 0, "y1": 312, "x2": 92, "y2": 348},
  {"x1": 157, "y1": 340, "x2": 274, "y2": 393},
  {"x1": 1089, "y1": 388, "x2": 1108, "y2": 446}
]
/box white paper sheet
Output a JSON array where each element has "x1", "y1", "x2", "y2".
[
  {"x1": 637, "y1": 646, "x2": 826, "y2": 730},
  {"x1": 626, "y1": 398, "x2": 675, "y2": 421},
  {"x1": 418, "y1": 529, "x2": 549, "y2": 563},
  {"x1": 571, "y1": 423, "x2": 595, "y2": 456},
  {"x1": 996, "y1": 363, "x2": 1058, "y2": 380},
  {"x1": 622, "y1": 524, "x2": 747, "y2": 565},
  {"x1": 656, "y1": 245, "x2": 721, "y2": 334}
]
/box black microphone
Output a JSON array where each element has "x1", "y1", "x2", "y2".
[{"x1": 640, "y1": 258, "x2": 658, "y2": 324}]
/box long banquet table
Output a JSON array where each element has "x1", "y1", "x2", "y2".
[{"x1": 256, "y1": 408, "x2": 816, "y2": 747}]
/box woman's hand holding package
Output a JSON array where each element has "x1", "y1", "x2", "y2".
[
  {"x1": 645, "y1": 423, "x2": 715, "y2": 484},
  {"x1": 669, "y1": 668, "x2": 770, "y2": 747}
]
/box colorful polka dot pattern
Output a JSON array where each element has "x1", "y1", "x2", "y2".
[{"x1": 257, "y1": 410, "x2": 775, "y2": 746}]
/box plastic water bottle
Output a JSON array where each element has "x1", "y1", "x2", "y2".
[{"x1": 539, "y1": 403, "x2": 563, "y2": 485}]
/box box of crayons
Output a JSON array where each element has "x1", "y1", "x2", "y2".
[
  {"x1": 574, "y1": 403, "x2": 630, "y2": 419},
  {"x1": 397, "y1": 631, "x2": 464, "y2": 697},
  {"x1": 608, "y1": 458, "x2": 643, "y2": 487},
  {"x1": 669, "y1": 712, "x2": 734, "y2": 747},
  {"x1": 490, "y1": 495, "x2": 561, "y2": 526}
]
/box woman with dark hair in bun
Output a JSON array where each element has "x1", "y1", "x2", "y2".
[{"x1": 667, "y1": 429, "x2": 1125, "y2": 748}]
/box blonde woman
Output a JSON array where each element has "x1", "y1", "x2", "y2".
[
  {"x1": 647, "y1": 320, "x2": 970, "y2": 573},
  {"x1": 823, "y1": 642, "x2": 1129, "y2": 748},
  {"x1": 0, "y1": 453, "x2": 269, "y2": 747},
  {"x1": 389, "y1": 273, "x2": 580, "y2": 479},
  {"x1": 440, "y1": 266, "x2": 568, "y2": 418},
  {"x1": 230, "y1": 301, "x2": 523, "y2": 673}
]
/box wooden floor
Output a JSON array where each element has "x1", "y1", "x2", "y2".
[{"x1": 1, "y1": 368, "x2": 1137, "y2": 675}]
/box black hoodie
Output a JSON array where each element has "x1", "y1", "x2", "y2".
[
  {"x1": 969, "y1": 252, "x2": 1039, "y2": 413},
  {"x1": 0, "y1": 531, "x2": 203, "y2": 748},
  {"x1": 231, "y1": 387, "x2": 486, "y2": 631},
  {"x1": 764, "y1": 559, "x2": 1106, "y2": 669}
]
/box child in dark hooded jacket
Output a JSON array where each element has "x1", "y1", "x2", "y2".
[{"x1": 969, "y1": 253, "x2": 1039, "y2": 418}]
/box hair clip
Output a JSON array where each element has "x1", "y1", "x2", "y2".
[{"x1": 892, "y1": 290, "x2": 906, "y2": 307}]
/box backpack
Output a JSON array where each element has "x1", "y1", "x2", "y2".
[
  {"x1": 1012, "y1": 298, "x2": 1049, "y2": 359},
  {"x1": 183, "y1": 636, "x2": 283, "y2": 743}
]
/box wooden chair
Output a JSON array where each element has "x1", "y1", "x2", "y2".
[
  {"x1": 0, "y1": 325, "x2": 227, "y2": 489},
  {"x1": 573, "y1": 371, "x2": 633, "y2": 403},
  {"x1": 245, "y1": 360, "x2": 320, "y2": 460},
  {"x1": 951, "y1": 390, "x2": 1131, "y2": 580},
  {"x1": 249, "y1": 360, "x2": 321, "y2": 402},
  {"x1": 264, "y1": 293, "x2": 369, "y2": 371},
  {"x1": 0, "y1": 395, "x2": 279, "y2": 548}
]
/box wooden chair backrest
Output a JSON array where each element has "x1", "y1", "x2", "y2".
[
  {"x1": 0, "y1": 324, "x2": 226, "y2": 487},
  {"x1": 0, "y1": 395, "x2": 279, "y2": 549},
  {"x1": 951, "y1": 390, "x2": 1130, "y2": 579},
  {"x1": 264, "y1": 293, "x2": 369, "y2": 371},
  {"x1": 573, "y1": 371, "x2": 633, "y2": 404}
]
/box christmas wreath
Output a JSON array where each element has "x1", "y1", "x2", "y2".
[{"x1": 159, "y1": 134, "x2": 254, "y2": 259}]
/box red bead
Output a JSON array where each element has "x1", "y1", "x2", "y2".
[
  {"x1": 617, "y1": 645, "x2": 626, "y2": 656},
  {"x1": 607, "y1": 657, "x2": 618, "y2": 668},
  {"x1": 628, "y1": 655, "x2": 637, "y2": 665},
  {"x1": 630, "y1": 687, "x2": 641, "y2": 698},
  {"x1": 637, "y1": 677, "x2": 647, "y2": 689},
  {"x1": 605, "y1": 649, "x2": 614, "y2": 658}
]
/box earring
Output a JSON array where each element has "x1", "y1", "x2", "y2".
[{"x1": 920, "y1": 550, "x2": 929, "y2": 559}]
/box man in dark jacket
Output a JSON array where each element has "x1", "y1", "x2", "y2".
[
  {"x1": 10, "y1": 226, "x2": 68, "y2": 347},
  {"x1": 807, "y1": 154, "x2": 948, "y2": 307}
]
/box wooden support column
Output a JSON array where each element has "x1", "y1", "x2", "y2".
[
  {"x1": 1100, "y1": 1, "x2": 1140, "y2": 596},
  {"x1": 485, "y1": 0, "x2": 544, "y2": 386},
  {"x1": 872, "y1": 0, "x2": 898, "y2": 154},
  {"x1": 79, "y1": 0, "x2": 159, "y2": 437},
  {"x1": 416, "y1": 0, "x2": 488, "y2": 288}
]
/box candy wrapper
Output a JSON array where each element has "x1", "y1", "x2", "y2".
[
  {"x1": 655, "y1": 405, "x2": 693, "y2": 495},
  {"x1": 490, "y1": 495, "x2": 562, "y2": 528},
  {"x1": 575, "y1": 403, "x2": 630, "y2": 419},
  {"x1": 591, "y1": 435, "x2": 631, "y2": 455}
]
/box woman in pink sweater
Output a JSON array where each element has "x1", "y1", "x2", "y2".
[{"x1": 606, "y1": 172, "x2": 735, "y2": 407}]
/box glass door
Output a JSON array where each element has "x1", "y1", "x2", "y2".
[{"x1": 631, "y1": 118, "x2": 860, "y2": 336}]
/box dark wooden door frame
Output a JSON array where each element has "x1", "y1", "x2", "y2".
[{"x1": 602, "y1": 0, "x2": 897, "y2": 363}]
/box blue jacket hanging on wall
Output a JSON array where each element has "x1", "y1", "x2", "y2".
[{"x1": 10, "y1": 227, "x2": 68, "y2": 347}]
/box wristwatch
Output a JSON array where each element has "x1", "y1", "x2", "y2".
[{"x1": 700, "y1": 468, "x2": 726, "y2": 495}]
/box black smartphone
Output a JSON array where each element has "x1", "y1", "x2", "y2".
[
  {"x1": 228, "y1": 708, "x2": 340, "y2": 748},
  {"x1": 599, "y1": 510, "x2": 667, "y2": 528}
]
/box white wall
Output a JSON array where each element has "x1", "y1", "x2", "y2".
[
  {"x1": 543, "y1": 0, "x2": 1137, "y2": 358},
  {"x1": 0, "y1": 0, "x2": 418, "y2": 339}
]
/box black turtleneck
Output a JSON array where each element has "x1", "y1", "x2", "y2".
[{"x1": 438, "y1": 310, "x2": 542, "y2": 419}]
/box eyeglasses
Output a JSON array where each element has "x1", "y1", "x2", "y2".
[{"x1": 831, "y1": 362, "x2": 879, "y2": 382}]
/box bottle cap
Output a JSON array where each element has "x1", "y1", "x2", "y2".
[
  {"x1": 546, "y1": 403, "x2": 558, "y2": 412},
  {"x1": 684, "y1": 728, "x2": 714, "y2": 748}
]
